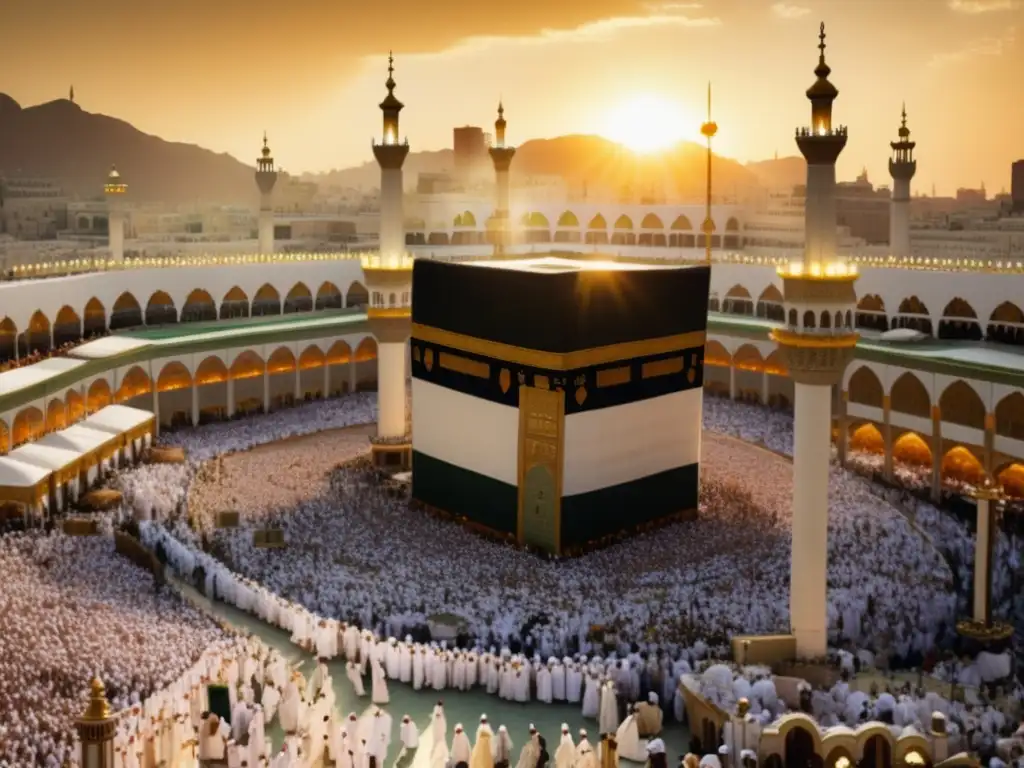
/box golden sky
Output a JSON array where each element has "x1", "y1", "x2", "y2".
[{"x1": 1, "y1": 0, "x2": 1021, "y2": 193}]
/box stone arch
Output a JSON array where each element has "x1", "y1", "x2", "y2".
[
  {"x1": 116, "y1": 365, "x2": 152, "y2": 402},
  {"x1": 284, "y1": 282, "x2": 313, "y2": 314},
  {"x1": 522, "y1": 212, "x2": 549, "y2": 228},
  {"x1": 939, "y1": 379, "x2": 985, "y2": 430},
  {"x1": 640, "y1": 213, "x2": 664, "y2": 229},
  {"x1": 53, "y1": 305, "x2": 82, "y2": 347},
  {"x1": 588, "y1": 214, "x2": 607, "y2": 230},
  {"x1": 764, "y1": 349, "x2": 788, "y2": 375},
  {"x1": 21, "y1": 310, "x2": 51, "y2": 355},
  {"x1": 704, "y1": 340, "x2": 731, "y2": 366},
  {"x1": 66, "y1": 389, "x2": 85, "y2": 424},
  {"x1": 157, "y1": 361, "x2": 192, "y2": 392},
  {"x1": 145, "y1": 290, "x2": 177, "y2": 326},
  {"x1": 890, "y1": 372, "x2": 930, "y2": 419},
  {"x1": 83, "y1": 297, "x2": 106, "y2": 338},
  {"x1": 938, "y1": 297, "x2": 981, "y2": 341},
  {"x1": 195, "y1": 356, "x2": 229, "y2": 385},
  {"x1": 110, "y1": 291, "x2": 143, "y2": 331},
  {"x1": 267, "y1": 347, "x2": 297, "y2": 374},
  {"x1": 220, "y1": 286, "x2": 250, "y2": 320},
  {"x1": 756, "y1": 284, "x2": 785, "y2": 321},
  {"x1": 0, "y1": 418, "x2": 7, "y2": 454},
  {"x1": 995, "y1": 391, "x2": 1024, "y2": 440},
  {"x1": 315, "y1": 281, "x2": 343, "y2": 311},
  {"x1": 299, "y1": 345, "x2": 325, "y2": 370},
  {"x1": 557, "y1": 211, "x2": 579, "y2": 227},
  {"x1": 355, "y1": 338, "x2": 378, "y2": 362},
  {"x1": 181, "y1": 289, "x2": 216, "y2": 323},
  {"x1": 614, "y1": 215, "x2": 633, "y2": 229},
  {"x1": 893, "y1": 431, "x2": 932, "y2": 467},
  {"x1": 895, "y1": 296, "x2": 932, "y2": 336},
  {"x1": 327, "y1": 340, "x2": 353, "y2": 365},
  {"x1": 230, "y1": 351, "x2": 265, "y2": 380},
  {"x1": 252, "y1": 283, "x2": 282, "y2": 317},
  {"x1": 783, "y1": 724, "x2": 821, "y2": 768},
  {"x1": 824, "y1": 747, "x2": 856, "y2": 768},
  {"x1": 733, "y1": 344, "x2": 764, "y2": 372},
  {"x1": 856, "y1": 293, "x2": 887, "y2": 332},
  {"x1": 12, "y1": 406, "x2": 44, "y2": 446},
  {"x1": 860, "y1": 733, "x2": 893, "y2": 768},
  {"x1": 725, "y1": 217, "x2": 740, "y2": 231},
  {"x1": 987, "y1": 301, "x2": 1024, "y2": 345},
  {"x1": 346, "y1": 281, "x2": 369, "y2": 309},
  {"x1": 86, "y1": 379, "x2": 112, "y2": 413},
  {"x1": 670, "y1": 215, "x2": 693, "y2": 230},
  {"x1": 723, "y1": 284, "x2": 754, "y2": 316},
  {"x1": 0, "y1": 317, "x2": 16, "y2": 363},
  {"x1": 848, "y1": 366, "x2": 884, "y2": 408},
  {"x1": 46, "y1": 398, "x2": 68, "y2": 432}
]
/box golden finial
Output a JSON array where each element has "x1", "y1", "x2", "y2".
[
  {"x1": 386, "y1": 51, "x2": 396, "y2": 92},
  {"x1": 81, "y1": 677, "x2": 112, "y2": 721},
  {"x1": 901, "y1": 102, "x2": 907, "y2": 129},
  {"x1": 814, "y1": 22, "x2": 832, "y2": 80},
  {"x1": 498, "y1": 100, "x2": 504, "y2": 120},
  {"x1": 818, "y1": 22, "x2": 827, "y2": 59}
]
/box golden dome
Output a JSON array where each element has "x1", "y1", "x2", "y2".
[{"x1": 107, "y1": 165, "x2": 120, "y2": 180}]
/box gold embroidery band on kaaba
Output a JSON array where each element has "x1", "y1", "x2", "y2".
[{"x1": 411, "y1": 323, "x2": 705, "y2": 372}]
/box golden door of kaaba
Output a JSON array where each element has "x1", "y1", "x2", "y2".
[{"x1": 517, "y1": 385, "x2": 564, "y2": 554}]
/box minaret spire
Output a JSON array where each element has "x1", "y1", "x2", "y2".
[
  {"x1": 489, "y1": 98, "x2": 516, "y2": 257},
  {"x1": 700, "y1": 81, "x2": 718, "y2": 263}
]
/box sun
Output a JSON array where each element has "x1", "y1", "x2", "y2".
[{"x1": 600, "y1": 93, "x2": 694, "y2": 153}]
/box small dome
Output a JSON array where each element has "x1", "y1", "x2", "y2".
[{"x1": 108, "y1": 165, "x2": 121, "y2": 180}]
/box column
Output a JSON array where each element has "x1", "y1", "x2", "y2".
[
  {"x1": 348, "y1": 362, "x2": 358, "y2": 394},
  {"x1": 294, "y1": 365, "x2": 302, "y2": 403},
  {"x1": 883, "y1": 395, "x2": 893, "y2": 480},
  {"x1": 322, "y1": 363, "x2": 330, "y2": 399},
  {"x1": 263, "y1": 371, "x2": 270, "y2": 413},
  {"x1": 377, "y1": 342, "x2": 407, "y2": 438},
  {"x1": 890, "y1": 179, "x2": 911, "y2": 259},
  {"x1": 151, "y1": 388, "x2": 161, "y2": 436},
  {"x1": 226, "y1": 377, "x2": 235, "y2": 418},
  {"x1": 973, "y1": 496, "x2": 993, "y2": 624},
  {"x1": 761, "y1": 372, "x2": 770, "y2": 406},
  {"x1": 379, "y1": 168, "x2": 404, "y2": 259},
  {"x1": 258, "y1": 193, "x2": 274, "y2": 255},
  {"x1": 729, "y1": 365, "x2": 737, "y2": 400},
  {"x1": 790, "y1": 382, "x2": 833, "y2": 659},
  {"x1": 984, "y1": 412, "x2": 996, "y2": 474},
  {"x1": 931, "y1": 406, "x2": 942, "y2": 501},
  {"x1": 108, "y1": 211, "x2": 125, "y2": 263},
  {"x1": 837, "y1": 390, "x2": 849, "y2": 466},
  {"x1": 190, "y1": 384, "x2": 199, "y2": 427}
]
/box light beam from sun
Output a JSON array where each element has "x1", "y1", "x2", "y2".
[{"x1": 599, "y1": 93, "x2": 694, "y2": 153}]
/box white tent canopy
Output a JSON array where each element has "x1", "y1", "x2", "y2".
[
  {"x1": 35, "y1": 424, "x2": 118, "y2": 455},
  {"x1": 5, "y1": 442, "x2": 81, "y2": 473},
  {"x1": 0, "y1": 456, "x2": 51, "y2": 488},
  {"x1": 80, "y1": 404, "x2": 154, "y2": 437}
]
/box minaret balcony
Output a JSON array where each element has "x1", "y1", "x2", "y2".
[
  {"x1": 796, "y1": 125, "x2": 847, "y2": 138},
  {"x1": 777, "y1": 261, "x2": 857, "y2": 280},
  {"x1": 103, "y1": 184, "x2": 128, "y2": 195}
]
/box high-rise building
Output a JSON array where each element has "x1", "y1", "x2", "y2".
[
  {"x1": 1012, "y1": 160, "x2": 1024, "y2": 212},
  {"x1": 453, "y1": 126, "x2": 487, "y2": 178}
]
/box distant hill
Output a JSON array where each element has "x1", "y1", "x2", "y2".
[
  {"x1": 0, "y1": 92, "x2": 803, "y2": 205},
  {"x1": 308, "y1": 134, "x2": 773, "y2": 200},
  {"x1": 0, "y1": 94, "x2": 258, "y2": 205}
]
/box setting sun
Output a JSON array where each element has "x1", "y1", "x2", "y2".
[{"x1": 600, "y1": 94, "x2": 694, "y2": 153}]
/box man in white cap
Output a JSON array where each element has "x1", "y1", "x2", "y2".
[
  {"x1": 452, "y1": 724, "x2": 472, "y2": 768},
  {"x1": 494, "y1": 725, "x2": 514, "y2": 768}
]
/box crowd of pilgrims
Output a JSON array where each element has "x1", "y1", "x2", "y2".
[{"x1": 5, "y1": 393, "x2": 1024, "y2": 766}]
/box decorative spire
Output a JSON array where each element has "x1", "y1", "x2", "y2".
[
  {"x1": 898, "y1": 103, "x2": 910, "y2": 139},
  {"x1": 261, "y1": 131, "x2": 272, "y2": 159},
  {"x1": 386, "y1": 50, "x2": 396, "y2": 94},
  {"x1": 69, "y1": 85, "x2": 75, "y2": 103},
  {"x1": 81, "y1": 678, "x2": 112, "y2": 722},
  {"x1": 815, "y1": 22, "x2": 830, "y2": 78}
]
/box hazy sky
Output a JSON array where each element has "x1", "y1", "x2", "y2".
[{"x1": 1, "y1": 0, "x2": 1021, "y2": 193}]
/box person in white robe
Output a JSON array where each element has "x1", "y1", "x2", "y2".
[
  {"x1": 347, "y1": 661, "x2": 367, "y2": 698},
  {"x1": 494, "y1": 726, "x2": 514, "y2": 768},
  {"x1": 471, "y1": 726, "x2": 495, "y2": 768},
  {"x1": 577, "y1": 730, "x2": 594, "y2": 762},
  {"x1": 514, "y1": 666, "x2": 530, "y2": 703},
  {"x1": 537, "y1": 662, "x2": 554, "y2": 704},
  {"x1": 401, "y1": 716, "x2": 420, "y2": 751},
  {"x1": 414, "y1": 647, "x2": 428, "y2": 690},
  {"x1": 369, "y1": 710, "x2": 391, "y2": 768},
  {"x1": 599, "y1": 681, "x2": 619, "y2": 736},
  {"x1": 577, "y1": 745, "x2": 599, "y2": 768},
  {"x1": 432, "y1": 702, "x2": 448, "y2": 753},
  {"x1": 452, "y1": 725, "x2": 473, "y2": 768},
  {"x1": 516, "y1": 726, "x2": 541, "y2": 768},
  {"x1": 555, "y1": 725, "x2": 575, "y2": 768},
  {"x1": 567, "y1": 664, "x2": 584, "y2": 704},
  {"x1": 582, "y1": 674, "x2": 601, "y2": 719},
  {"x1": 370, "y1": 656, "x2": 390, "y2": 705},
  {"x1": 552, "y1": 659, "x2": 567, "y2": 702},
  {"x1": 615, "y1": 706, "x2": 647, "y2": 763},
  {"x1": 279, "y1": 677, "x2": 303, "y2": 734},
  {"x1": 400, "y1": 638, "x2": 414, "y2": 684},
  {"x1": 478, "y1": 716, "x2": 495, "y2": 740}
]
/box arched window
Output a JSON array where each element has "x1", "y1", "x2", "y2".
[
  {"x1": 788, "y1": 308, "x2": 798, "y2": 326},
  {"x1": 803, "y1": 310, "x2": 816, "y2": 329},
  {"x1": 820, "y1": 312, "x2": 831, "y2": 329},
  {"x1": 389, "y1": 292, "x2": 397, "y2": 307}
]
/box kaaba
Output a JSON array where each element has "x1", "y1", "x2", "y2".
[{"x1": 409, "y1": 256, "x2": 710, "y2": 555}]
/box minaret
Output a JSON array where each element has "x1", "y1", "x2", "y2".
[
  {"x1": 770, "y1": 22, "x2": 859, "y2": 660},
  {"x1": 255, "y1": 133, "x2": 278, "y2": 255},
  {"x1": 363, "y1": 52, "x2": 413, "y2": 471},
  {"x1": 700, "y1": 83, "x2": 718, "y2": 262},
  {"x1": 75, "y1": 678, "x2": 117, "y2": 768},
  {"x1": 488, "y1": 101, "x2": 516, "y2": 258},
  {"x1": 888, "y1": 104, "x2": 916, "y2": 260},
  {"x1": 103, "y1": 166, "x2": 128, "y2": 262}
]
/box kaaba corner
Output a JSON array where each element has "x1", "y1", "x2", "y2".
[{"x1": 408, "y1": 255, "x2": 710, "y2": 556}]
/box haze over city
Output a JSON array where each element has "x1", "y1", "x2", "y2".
[{"x1": 1, "y1": 0, "x2": 1021, "y2": 193}]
